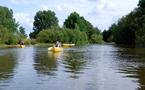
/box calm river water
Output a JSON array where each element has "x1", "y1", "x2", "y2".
[{"x1": 0, "y1": 44, "x2": 145, "y2": 90}]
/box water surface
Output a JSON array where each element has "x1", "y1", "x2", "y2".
[{"x1": 0, "y1": 44, "x2": 145, "y2": 90}]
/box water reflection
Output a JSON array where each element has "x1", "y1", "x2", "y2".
[
  {"x1": 62, "y1": 50, "x2": 87, "y2": 79},
  {"x1": 0, "y1": 49, "x2": 16, "y2": 89},
  {"x1": 0, "y1": 50, "x2": 16, "y2": 80},
  {"x1": 114, "y1": 47, "x2": 145, "y2": 90},
  {"x1": 1, "y1": 45, "x2": 145, "y2": 90},
  {"x1": 34, "y1": 48, "x2": 60, "y2": 76}
]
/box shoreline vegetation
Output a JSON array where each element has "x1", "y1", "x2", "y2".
[
  {"x1": 1, "y1": 0, "x2": 145, "y2": 48},
  {"x1": 103, "y1": 0, "x2": 145, "y2": 47},
  {"x1": 0, "y1": 6, "x2": 103, "y2": 46}
]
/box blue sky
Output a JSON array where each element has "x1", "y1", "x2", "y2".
[{"x1": 0, "y1": 0, "x2": 139, "y2": 35}]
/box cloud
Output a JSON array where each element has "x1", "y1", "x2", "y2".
[
  {"x1": 56, "y1": 3, "x2": 68, "y2": 11},
  {"x1": 14, "y1": 13, "x2": 33, "y2": 35},
  {"x1": 73, "y1": 0, "x2": 88, "y2": 3},
  {"x1": 10, "y1": 0, "x2": 28, "y2": 5},
  {"x1": 86, "y1": 0, "x2": 138, "y2": 30},
  {"x1": 40, "y1": 5, "x2": 49, "y2": 11}
]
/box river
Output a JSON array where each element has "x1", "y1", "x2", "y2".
[{"x1": 0, "y1": 44, "x2": 145, "y2": 90}]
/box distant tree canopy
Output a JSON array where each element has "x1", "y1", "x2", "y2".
[
  {"x1": 103, "y1": 24, "x2": 116, "y2": 42},
  {"x1": 19, "y1": 26, "x2": 27, "y2": 38},
  {"x1": 103, "y1": 0, "x2": 145, "y2": 46},
  {"x1": 30, "y1": 10, "x2": 59, "y2": 38},
  {"x1": 63, "y1": 12, "x2": 102, "y2": 43},
  {"x1": 64, "y1": 12, "x2": 93, "y2": 32},
  {"x1": 30, "y1": 11, "x2": 103, "y2": 44}
]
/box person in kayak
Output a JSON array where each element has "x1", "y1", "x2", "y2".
[
  {"x1": 19, "y1": 39, "x2": 25, "y2": 45},
  {"x1": 55, "y1": 41, "x2": 61, "y2": 47}
]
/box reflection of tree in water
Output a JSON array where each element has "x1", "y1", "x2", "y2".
[
  {"x1": 34, "y1": 50, "x2": 58, "y2": 76},
  {"x1": 0, "y1": 53, "x2": 16, "y2": 81},
  {"x1": 118, "y1": 66, "x2": 145, "y2": 90},
  {"x1": 115, "y1": 47, "x2": 145, "y2": 90},
  {"x1": 63, "y1": 51, "x2": 87, "y2": 79}
]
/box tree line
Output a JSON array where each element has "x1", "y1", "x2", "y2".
[
  {"x1": 3, "y1": 0, "x2": 145, "y2": 46},
  {"x1": 103, "y1": 0, "x2": 145, "y2": 47},
  {"x1": 30, "y1": 11, "x2": 103, "y2": 44},
  {"x1": 0, "y1": 5, "x2": 103, "y2": 45}
]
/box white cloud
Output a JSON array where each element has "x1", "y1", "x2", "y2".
[
  {"x1": 73, "y1": 0, "x2": 88, "y2": 3},
  {"x1": 10, "y1": 0, "x2": 28, "y2": 5},
  {"x1": 86, "y1": 0, "x2": 138, "y2": 30},
  {"x1": 40, "y1": 5, "x2": 49, "y2": 11},
  {"x1": 14, "y1": 13, "x2": 33, "y2": 35},
  {"x1": 56, "y1": 3, "x2": 67, "y2": 11}
]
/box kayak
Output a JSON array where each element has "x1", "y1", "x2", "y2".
[
  {"x1": 19, "y1": 45, "x2": 25, "y2": 48},
  {"x1": 63, "y1": 44, "x2": 75, "y2": 47},
  {"x1": 48, "y1": 47, "x2": 63, "y2": 52}
]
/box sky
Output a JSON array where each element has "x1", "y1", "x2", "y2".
[{"x1": 0, "y1": 0, "x2": 139, "y2": 35}]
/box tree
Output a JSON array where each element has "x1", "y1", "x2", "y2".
[
  {"x1": 138, "y1": 0, "x2": 145, "y2": 8},
  {"x1": 103, "y1": 24, "x2": 117, "y2": 42},
  {"x1": 0, "y1": 6, "x2": 18, "y2": 32},
  {"x1": 19, "y1": 26, "x2": 27, "y2": 38},
  {"x1": 31, "y1": 10, "x2": 58, "y2": 38},
  {"x1": 0, "y1": 6, "x2": 20, "y2": 45},
  {"x1": 104, "y1": 0, "x2": 145, "y2": 46},
  {"x1": 36, "y1": 28, "x2": 89, "y2": 44},
  {"x1": 63, "y1": 12, "x2": 103, "y2": 43},
  {"x1": 64, "y1": 12, "x2": 93, "y2": 32},
  {"x1": 64, "y1": 12, "x2": 80, "y2": 29}
]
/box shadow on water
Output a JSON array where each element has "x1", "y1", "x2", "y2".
[
  {"x1": 114, "y1": 46, "x2": 145, "y2": 90},
  {"x1": 62, "y1": 47, "x2": 87, "y2": 79}
]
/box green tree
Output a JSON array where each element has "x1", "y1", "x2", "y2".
[
  {"x1": 19, "y1": 26, "x2": 27, "y2": 38},
  {"x1": 104, "y1": 0, "x2": 145, "y2": 46},
  {"x1": 36, "y1": 28, "x2": 89, "y2": 45},
  {"x1": 64, "y1": 12, "x2": 93, "y2": 32},
  {"x1": 0, "y1": 6, "x2": 18, "y2": 32},
  {"x1": 103, "y1": 24, "x2": 117, "y2": 42},
  {"x1": 64, "y1": 12, "x2": 80, "y2": 29},
  {"x1": 138, "y1": 0, "x2": 145, "y2": 8},
  {"x1": 0, "y1": 6, "x2": 20, "y2": 45},
  {"x1": 31, "y1": 10, "x2": 58, "y2": 38},
  {"x1": 63, "y1": 12, "x2": 103, "y2": 43}
]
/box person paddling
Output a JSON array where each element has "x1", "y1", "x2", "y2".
[
  {"x1": 55, "y1": 41, "x2": 61, "y2": 47},
  {"x1": 19, "y1": 39, "x2": 25, "y2": 45}
]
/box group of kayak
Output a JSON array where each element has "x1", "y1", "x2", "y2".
[{"x1": 18, "y1": 40, "x2": 75, "y2": 51}]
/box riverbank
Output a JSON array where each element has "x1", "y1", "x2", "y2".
[{"x1": 0, "y1": 44, "x2": 20, "y2": 48}]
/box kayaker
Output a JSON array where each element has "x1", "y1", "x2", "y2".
[
  {"x1": 19, "y1": 39, "x2": 25, "y2": 45},
  {"x1": 55, "y1": 41, "x2": 61, "y2": 47}
]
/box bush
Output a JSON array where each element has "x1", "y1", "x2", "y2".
[
  {"x1": 4, "y1": 34, "x2": 19, "y2": 45},
  {"x1": 30, "y1": 39, "x2": 37, "y2": 45},
  {"x1": 36, "y1": 28, "x2": 89, "y2": 45},
  {"x1": 24, "y1": 39, "x2": 31, "y2": 45},
  {"x1": 90, "y1": 34, "x2": 103, "y2": 44}
]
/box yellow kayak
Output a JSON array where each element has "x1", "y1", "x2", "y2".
[
  {"x1": 48, "y1": 47, "x2": 63, "y2": 52},
  {"x1": 19, "y1": 45, "x2": 25, "y2": 48},
  {"x1": 63, "y1": 44, "x2": 75, "y2": 47}
]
